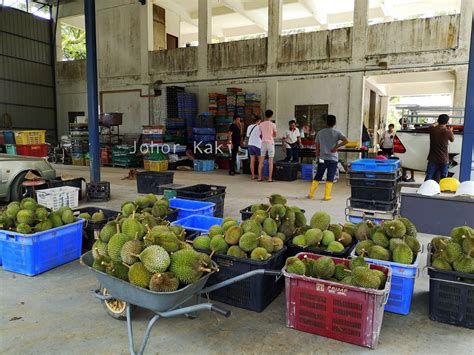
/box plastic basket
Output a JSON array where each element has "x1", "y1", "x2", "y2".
[
  {"x1": 171, "y1": 215, "x2": 224, "y2": 234},
  {"x1": 301, "y1": 164, "x2": 313, "y2": 180},
  {"x1": 136, "y1": 171, "x2": 174, "y2": 194},
  {"x1": 1, "y1": 131, "x2": 15, "y2": 144},
  {"x1": 6, "y1": 144, "x2": 16, "y2": 155},
  {"x1": 349, "y1": 170, "x2": 401, "y2": 180},
  {"x1": 193, "y1": 160, "x2": 215, "y2": 172},
  {"x1": 349, "y1": 198, "x2": 398, "y2": 212},
  {"x1": 144, "y1": 160, "x2": 169, "y2": 172},
  {"x1": 351, "y1": 248, "x2": 418, "y2": 315},
  {"x1": 0, "y1": 219, "x2": 84, "y2": 276},
  {"x1": 285, "y1": 252, "x2": 391, "y2": 349},
  {"x1": 188, "y1": 232, "x2": 287, "y2": 312},
  {"x1": 274, "y1": 162, "x2": 299, "y2": 182},
  {"x1": 168, "y1": 198, "x2": 215, "y2": 219},
  {"x1": 427, "y1": 245, "x2": 474, "y2": 329},
  {"x1": 350, "y1": 186, "x2": 398, "y2": 202},
  {"x1": 174, "y1": 184, "x2": 226, "y2": 199},
  {"x1": 14, "y1": 130, "x2": 46, "y2": 145},
  {"x1": 350, "y1": 159, "x2": 401, "y2": 172},
  {"x1": 73, "y1": 208, "x2": 119, "y2": 251},
  {"x1": 16, "y1": 144, "x2": 48, "y2": 158},
  {"x1": 36, "y1": 186, "x2": 80, "y2": 211},
  {"x1": 47, "y1": 177, "x2": 84, "y2": 201}
]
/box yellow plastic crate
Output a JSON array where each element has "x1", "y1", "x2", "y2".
[
  {"x1": 14, "y1": 130, "x2": 46, "y2": 145},
  {"x1": 144, "y1": 160, "x2": 168, "y2": 172},
  {"x1": 72, "y1": 157, "x2": 85, "y2": 166},
  {"x1": 345, "y1": 140, "x2": 359, "y2": 148}
]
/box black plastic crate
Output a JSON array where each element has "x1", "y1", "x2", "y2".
[
  {"x1": 349, "y1": 176, "x2": 400, "y2": 189},
  {"x1": 349, "y1": 170, "x2": 401, "y2": 181},
  {"x1": 174, "y1": 184, "x2": 226, "y2": 199},
  {"x1": 188, "y1": 233, "x2": 286, "y2": 312},
  {"x1": 240, "y1": 205, "x2": 306, "y2": 221},
  {"x1": 274, "y1": 162, "x2": 299, "y2": 182},
  {"x1": 195, "y1": 115, "x2": 215, "y2": 128},
  {"x1": 427, "y1": 249, "x2": 474, "y2": 329},
  {"x1": 48, "y1": 177, "x2": 85, "y2": 200},
  {"x1": 349, "y1": 198, "x2": 398, "y2": 212},
  {"x1": 350, "y1": 186, "x2": 398, "y2": 202},
  {"x1": 164, "y1": 208, "x2": 179, "y2": 222},
  {"x1": 136, "y1": 171, "x2": 174, "y2": 194},
  {"x1": 242, "y1": 159, "x2": 257, "y2": 175},
  {"x1": 168, "y1": 160, "x2": 193, "y2": 170},
  {"x1": 86, "y1": 182, "x2": 111, "y2": 202},
  {"x1": 73, "y1": 207, "x2": 120, "y2": 251},
  {"x1": 287, "y1": 238, "x2": 357, "y2": 258}
]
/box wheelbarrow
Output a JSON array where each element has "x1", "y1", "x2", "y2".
[{"x1": 80, "y1": 251, "x2": 281, "y2": 355}]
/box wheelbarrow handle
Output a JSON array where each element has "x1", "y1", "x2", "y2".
[
  {"x1": 211, "y1": 305, "x2": 231, "y2": 318},
  {"x1": 93, "y1": 289, "x2": 113, "y2": 301}
]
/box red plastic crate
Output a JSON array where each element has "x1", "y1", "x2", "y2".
[
  {"x1": 16, "y1": 144, "x2": 48, "y2": 158},
  {"x1": 284, "y1": 253, "x2": 391, "y2": 349}
]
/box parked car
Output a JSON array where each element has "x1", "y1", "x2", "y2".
[{"x1": 0, "y1": 154, "x2": 56, "y2": 201}]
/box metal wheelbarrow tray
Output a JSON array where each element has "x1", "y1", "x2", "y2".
[{"x1": 80, "y1": 251, "x2": 281, "y2": 355}]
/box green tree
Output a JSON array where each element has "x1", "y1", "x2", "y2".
[{"x1": 61, "y1": 24, "x2": 86, "y2": 60}]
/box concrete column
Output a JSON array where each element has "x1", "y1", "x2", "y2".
[
  {"x1": 454, "y1": 65, "x2": 469, "y2": 108},
  {"x1": 347, "y1": 72, "x2": 365, "y2": 141},
  {"x1": 459, "y1": 0, "x2": 473, "y2": 57},
  {"x1": 198, "y1": 0, "x2": 211, "y2": 79},
  {"x1": 266, "y1": 78, "x2": 279, "y2": 119},
  {"x1": 267, "y1": 0, "x2": 282, "y2": 71},
  {"x1": 352, "y1": 0, "x2": 369, "y2": 67}
]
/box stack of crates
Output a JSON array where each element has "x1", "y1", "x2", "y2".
[
  {"x1": 111, "y1": 145, "x2": 139, "y2": 167},
  {"x1": 142, "y1": 126, "x2": 164, "y2": 145},
  {"x1": 0, "y1": 130, "x2": 16, "y2": 155},
  {"x1": 178, "y1": 92, "x2": 197, "y2": 141},
  {"x1": 14, "y1": 130, "x2": 48, "y2": 158},
  {"x1": 347, "y1": 159, "x2": 401, "y2": 223}
]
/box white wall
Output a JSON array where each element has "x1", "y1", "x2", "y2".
[{"x1": 277, "y1": 76, "x2": 352, "y2": 138}]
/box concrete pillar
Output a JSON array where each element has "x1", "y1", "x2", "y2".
[
  {"x1": 459, "y1": 0, "x2": 473, "y2": 57},
  {"x1": 266, "y1": 78, "x2": 279, "y2": 119},
  {"x1": 267, "y1": 0, "x2": 282, "y2": 70},
  {"x1": 454, "y1": 65, "x2": 469, "y2": 108},
  {"x1": 352, "y1": 0, "x2": 369, "y2": 67},
  {"x1": 347, "y1": 72, "x2": 365, "y2": 141},
  {"x1": 198, "y1": 0, "x2": 211, "y2": 78}
]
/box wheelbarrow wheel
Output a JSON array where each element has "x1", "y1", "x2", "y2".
[{"x1": 101, "y1": 287, "x2": 130, "y2": 320}]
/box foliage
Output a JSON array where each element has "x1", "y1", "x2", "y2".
[{"x1": 61, "y1": 24, "x2": 86, "y2": 60}]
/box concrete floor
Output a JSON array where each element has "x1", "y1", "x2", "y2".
[{"x1": 1, "y1": 165, "x2": 473, "y2": 355}]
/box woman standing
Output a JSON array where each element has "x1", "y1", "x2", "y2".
[{"x1": 246, "y1": 116, "x2": 262, "y2": 179}]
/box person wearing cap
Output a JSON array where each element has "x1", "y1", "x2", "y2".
[{"x1": 425, "y1": 114, "x2": 454, "y2": 182}]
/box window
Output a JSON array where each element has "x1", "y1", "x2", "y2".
[
  {"x1": 3, "y1": 0, "x2": 51, "y2": 19},
  {"x1": 60, "y1": 23, "x2": 86, "y2": 61},
  {"x1": 294, "y1": 105, "x2": 329, "y2": 140}
]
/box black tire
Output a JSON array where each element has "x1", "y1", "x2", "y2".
[
  {"x1": 10, "y1": 171, "x2": 30, "y2": 201},
  {"x1": 100, "y1": 287, "x2": 130, "y2": 321}
]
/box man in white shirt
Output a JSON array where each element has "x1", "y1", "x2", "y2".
[
  {"x1": 380, "y1": 123, "x2": 395, "y2": 157},
  {"x1": 246, "y1": 116, "x2": 262, "y2": 179},
  {"x1": 282, "y1": 120, "x2": 301, "y2": 163}
]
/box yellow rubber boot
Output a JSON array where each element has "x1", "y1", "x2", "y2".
[
  {"x1": 324, "y1": 182, "x2": 333, "y2": 201},
  {"x1": 308, "y1": 181, "x2": 319, "y2": 199}
]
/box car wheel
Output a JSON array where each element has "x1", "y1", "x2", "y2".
[{"x1": 10, "y1": 172, "x2": 30, "y2": 201}]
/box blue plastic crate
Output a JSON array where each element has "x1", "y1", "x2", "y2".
[
  {"x1": 350, "y1": 159, "x2": 401, "y2": 172},
  {"x1": 193, "y1": 134, "x2": 216, "y2": 142},
  {"x1": 301, "y1": 163, "x2": 313, "y2": 180},
  {"x1": 194, "y1": 160, "x2": 215, "y2": 172},
  {"x1": 351, "y1": 248, "x2": 418, "y2": 315},
  {"x1": 2, "y1": 131, "x2": 15, "y2": 144},
  {"x1": 0, "y1": 219, "x2": 84, "y2": 276},
  {"x1": 171, "y1": 215, "x2": 223, "y2": 234},
  {"x1": 168, "y1": 198, "x2": 215, "y2": 219},
  {"x1": 263, "y1": 160, "x2": 270, "y2": 177}
]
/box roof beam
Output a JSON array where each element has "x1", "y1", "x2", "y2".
[
  {"x1": 220, "y1": 0, "x2": 268, "y2": 31},
  {"x1": 299, "y1": 0, "x2": 327, "y2": 25},
  {"x1": 156, "y1": 0, "x2": 198, "y2": 28}
]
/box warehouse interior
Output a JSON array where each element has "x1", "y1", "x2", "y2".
[{"x1": 1, "y1": 0, "x2": 474, "y2": 354}]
